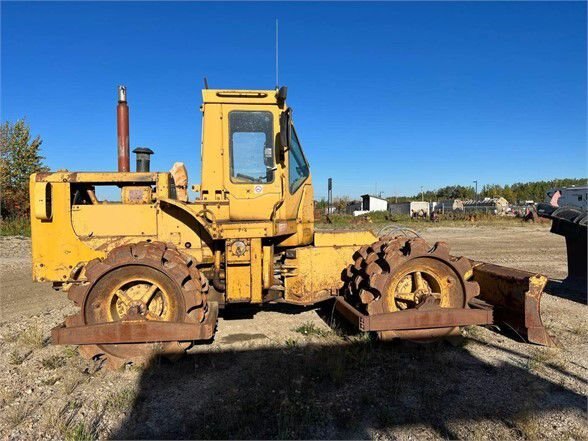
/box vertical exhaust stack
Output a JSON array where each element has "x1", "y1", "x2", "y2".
[
  {"x1": 133, "y1": 147, "x2": 154, "y2": 172},
  {"x1": 117, "y1": 86, "x2": 130, "y2": 172}
]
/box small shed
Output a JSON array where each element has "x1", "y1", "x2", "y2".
[{"x1": 353, "y1": 194, "x2": 388, "y2": 216}]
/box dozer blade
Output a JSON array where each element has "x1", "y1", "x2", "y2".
[
  {"x1": 471, "y1": 263, "x2": 557, "y2": 347},
  {"x1": 52, "y1": 302, "x2": 219, "y2": 346}
]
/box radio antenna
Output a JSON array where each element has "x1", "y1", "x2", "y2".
[{"x1": 275, "y1": 19, "x2": 279, "y2": 88}]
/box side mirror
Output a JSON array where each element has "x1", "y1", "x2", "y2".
[{"x1": 279, "y1": 109, "x2": 291, "y2": 150}]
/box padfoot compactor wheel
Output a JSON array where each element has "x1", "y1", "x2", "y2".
[
  {"x1": 343, "y1": 236, "x2": 480, "y2": 341},
  {"x1": 65, "y1": 241, "x2": 209, "y2": 369}
]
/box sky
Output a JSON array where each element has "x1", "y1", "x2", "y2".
[{"x1": 2, "y1": 1, "x2": 586, "y2": 200}]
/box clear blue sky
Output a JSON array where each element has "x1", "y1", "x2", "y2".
[{"x1": 2, "y1": 1, "x2": 586, "y2": 199}]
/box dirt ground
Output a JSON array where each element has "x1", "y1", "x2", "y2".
[{"x1": 0, "y1": 225, "x2": 586, "y2": 440}]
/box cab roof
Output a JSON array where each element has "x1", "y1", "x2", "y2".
[{"x1": 202, "y1": 89, "x2": 282, "y2": 105}]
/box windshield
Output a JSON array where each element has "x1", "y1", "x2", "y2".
[
  {"x1": 229, "y1": 111, "x2": 274, "y2": 184},
  {"x1": 288, "y1": 127, "x2": 310, "y2": 193}
]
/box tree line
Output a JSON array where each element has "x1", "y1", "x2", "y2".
[
  {"x1": 395, "y1": 180, "x2": 587, "y2": 204},
  {"x1": 1, "y1": 119, "x2": 48, "y2": 218}
]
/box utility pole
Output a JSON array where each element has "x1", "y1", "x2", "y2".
[
  {"x1": 327, "y1": 178, "x2": 333, "y2": 214},
  {"x1": 421, "y1": 186, "x2": 424, "y2": 201},
  {"x1": 473, "y1": 180, "x2": 478, "y2": 201}
]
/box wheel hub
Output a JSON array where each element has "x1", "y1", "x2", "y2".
[{"x1": 111, "y1": 279, "x2": 167, "y2": 321}]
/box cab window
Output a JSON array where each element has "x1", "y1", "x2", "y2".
[
  {"x1": 289, "y1": 127, "x2": 309, "y2": 193},
  {"x1": 229, "y1": 111, "x2": 274, "y2": 184}
]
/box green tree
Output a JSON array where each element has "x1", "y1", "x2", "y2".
[{"x1": 0, "y1": 119, "x2": 49, "y2": 218}]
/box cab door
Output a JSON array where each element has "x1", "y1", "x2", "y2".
[
  {"x1": 282, "y1": 126, "x2": 311, "y2": 221},
  {"x1": 223, "y1": 105, "x2": 282, "y2": 221}
]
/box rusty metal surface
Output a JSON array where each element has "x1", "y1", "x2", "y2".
[
  {"x1": 52, "y1": 302, "x2": 218, "y2": 345},
  {"x1": 335, "y1": 296, "x2": 492, "y2": 332},
  {"x1": 63, "y1": 241, "x2": 211, "y2": 368},
  {"x1": 472, "y1": 262, "x2": 557, "y2": 347},
  {"x1": 341, "y1": 236, "x2": 481, "y2": 341},
  {"x1": 117, "y1": 85, "x2": 130, "y2": 172}
]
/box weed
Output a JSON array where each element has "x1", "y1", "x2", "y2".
[
  {"x1": 9, "y1": 349, "x2": 30, "y2": 365},
  {"x1": 293, "y1": 322, "x2": 330, "y2": 337},
  {"x1": 0, "y1": 389, "x2": 17, "y2": 406},
  {"x1": 284, "y1": 337, "x2": 299, "y2": 349},
  {"x1": 42, "y1": 355, "x2": 66, "y2": 370},
  {"x1": 352, "y1": 331, "x2": 373, "y2": 343},
  {"x1": 106, "y1": 387, "x2": 137, "y2": 412},
  {"x1": 63, "y1": 346, "x2": 79, "y2": 358},
  {"x1": 526, "y1": 349, "x2": 555, "y2": 372},
  {"x1": 3, "y1": 331, "x2": 19, "y2": 343},
  {"x1": 63, "y1": 374, "x2": 83, "y2": 395},
  {"x1": 18, "y1": 324, "x2": 45, "y2": 348},
  {"x1": 5, "y1": 402, "x2": 32, "y2": 428},
  {"x1": 64, "y1": 421, "x2": 97, "y2": 441}
]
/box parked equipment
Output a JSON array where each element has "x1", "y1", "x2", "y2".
[
  {"x1": 30, "y1": 86, "x2": 556, "y2": 368},
  {"x1": 537, "y1": 188, "x2": 587, "y2": 292}
]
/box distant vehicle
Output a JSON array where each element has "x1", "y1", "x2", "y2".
[
  {"x1": 537, "y1": 186, "x2": 587, "y2": 290},
  {"x1": 545, "y1": 186, "x2": 588, "y2": 210}
]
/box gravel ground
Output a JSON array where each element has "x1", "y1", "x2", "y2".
[{"x1": 0, "y1": 226, "x2": 586, "y2": 440}]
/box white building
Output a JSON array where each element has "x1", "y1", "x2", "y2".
[{"x1": 353, "y1": 194, "x2": 388, "y2": 216}]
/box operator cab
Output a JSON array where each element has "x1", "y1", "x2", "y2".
[{"x1": 199, "y1": 87, "x2": 314, "y2": 243}]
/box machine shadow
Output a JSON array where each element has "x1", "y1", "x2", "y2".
[
  {"x1": 545, "y1": 279, "x2": 587, "y2": 305},
  {"x1": 110, "y1": 338, "x2": 585, "y2": 440}
]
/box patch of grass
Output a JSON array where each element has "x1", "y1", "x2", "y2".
[
  {"x1": 105, "y1": 387, "x2": 137, "y2": 412},
  {"x1": 293, "y1": 322, "x2": 330, "y2": 338},
  {"x1": 9, "y1": 349, "x2": 30, "y2": 365},
  {"x1": 3, "y1": 331, "x2": 20, "y2": 343},
  {"x1": 0, "y1": 389, "x2": 17, "y2": 406},
  {"x1": 462, "y1": 325, "x2": 487, "y2": 342},
  {"x1": 63, "y1": 346, "x2": 78, "y2": 358},
  {"x1": 284, "y1": 338, "x2": 298, "y2": 349},
  {"x1": 350, "y1": 331, "x2": 373, "y2": 344},
  {"x1": 63, "y1": 374, "x2": 83, "y2": 395},
  {"x1": 0, "y1": 216, "x2": 31, "y2": 236},
  {"x1": 5, "y1": 402, "x2": 32, "y2": 428},
  {"x1": 64, "y1": 421, "x2": 97, "y2": 441},
  {"x1": 567, "y1": 321, "x2": 588, "y2": 336},
  {"x1": 526, "y1": 349, "x2": 556, "y2": 372},
  {"x1": 18, "y1": 324, "x2": 45, "y2": 348},
  {"x1": 42, "y1": 355, "x2": 66, "y2": 370}
]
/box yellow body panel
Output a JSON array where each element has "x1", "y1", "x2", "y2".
[
  {"x1": 283, "y1": 230, "x2": 377, "y2": 304},
  {"x1": 30, "y1": 176, "x2": 106, "y2": 282},
  {"x1": 72, "y1": 204, "x2": 157, "y2": 237},
  {"x1": 283, "y1": 230, "x2": 377, "y2": 305},
  {"x1": 314, "y1": 230, "x2": 378, "y2": 247}
]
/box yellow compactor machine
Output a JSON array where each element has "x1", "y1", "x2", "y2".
[{"x1": 30, "y1": 86, "x2": 556, "y2": 368}]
